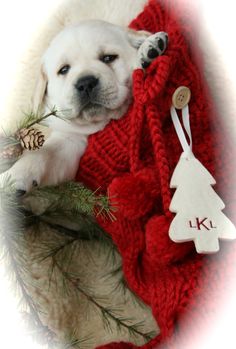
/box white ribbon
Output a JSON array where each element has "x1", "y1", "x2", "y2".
[{"x1": 170, "y1": 104, "x2": 192, "y2": 154}]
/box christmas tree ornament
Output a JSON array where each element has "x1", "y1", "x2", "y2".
[
  {"x1": 169, "y1": 98, "x2": 236, "y2": 254},
  {"x1": 16, "y1": 126, "x2": 45, "y2": 150}
]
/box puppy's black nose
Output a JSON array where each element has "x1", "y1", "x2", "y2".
[{"x1": 75, "y1": 76, "x2": 99, "y2": 95}]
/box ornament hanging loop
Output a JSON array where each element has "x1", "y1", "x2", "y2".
[{"x1": 170, "y1": 104, "x2": 192, "y2": 157}]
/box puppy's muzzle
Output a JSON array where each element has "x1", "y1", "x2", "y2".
[{"x1": 75, "y1": 75, "x2": 99, "y2": 102}]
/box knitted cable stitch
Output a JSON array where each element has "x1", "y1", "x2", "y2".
[{"x1": 77, "y1": 0, "x2": 236, "y2": 348}]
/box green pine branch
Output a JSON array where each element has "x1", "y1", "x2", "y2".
[
  {"x1": 0, "y1": 107, "x2": 62, "y2": 174},
  {"x1": 4, "y1": 107, "x2": 59, "y2": 137},
  {"x1": 63, "y1": 333, "x2": 93, "y2": 349},
  {"x1": 26, "y1": 181, "x2": 117, "y2": 221},
  {"x1": 18, "y1": 107, "x2": 58, "y2": 130},
  {"x1": 52, "y1": 257, "x2": 155, "y2": 343},
  {"x1": 0, "y1": 175, "x2": 157, "y2": 349}
]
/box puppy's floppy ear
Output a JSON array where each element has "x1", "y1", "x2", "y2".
[
  {"x1": 127, "y1": 28, "x2": 151, "y2": 49},
  {"x1": 32, "y1": 64, "x2": 48, "y2": 112}
]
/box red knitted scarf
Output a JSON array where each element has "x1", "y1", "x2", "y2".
[{"x1": 77, "y1": 1, "x2": 236, "y2": 348}]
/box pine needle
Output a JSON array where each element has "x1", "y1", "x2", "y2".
[
  {"x1": 16, "y1": 107, "x2": 58, "y2": 132},
  {"x1": 0, "y1": 168, "x2": 156, "y2": 348},
  {"x1": 27, "y1": 181, "x2": 115, "y2": 221},
  {"x1": 52, "y1": 257, "x2": 156, "y2": 343},
  {"x1": 63, "y1": 333, "x2": 93, "y2": 349}
]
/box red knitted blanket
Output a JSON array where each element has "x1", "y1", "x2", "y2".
[{"x1": 77, "y1": 1, "x2": 236, "y2": 348}]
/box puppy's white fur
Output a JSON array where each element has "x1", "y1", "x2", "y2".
[
  {"x1": 6, "y1": 20, "x2": 167, "y2": 192},
  {"x1": 40, "y1": 21, "x2": 142, "y2": 123},
  {"x1": 5, "y1": 21, "x2": 144, "y2": 191}
]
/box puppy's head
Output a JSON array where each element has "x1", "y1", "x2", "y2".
[{"x1": 33, "y1": 20, "x2": 150, "y2": 124}]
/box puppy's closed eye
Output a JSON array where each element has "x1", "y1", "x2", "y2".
[
  {"x1": 58, "y1": 64, "x2": 71, "y2": 75},
  {"x1": 99, "y1": 54, "x2": 118, "y2": 64}
]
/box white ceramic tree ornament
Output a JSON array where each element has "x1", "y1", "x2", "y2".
[{"x1": 169, "y1": 87, "x2": 236, "y2": 254}]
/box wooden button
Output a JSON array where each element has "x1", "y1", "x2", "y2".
[{"x1": 172, "y1": 86, "x2": 191, "y2": 109}]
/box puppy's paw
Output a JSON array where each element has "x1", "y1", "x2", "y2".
[
  {"x1": 5, "y1": 155, "x2": 45, "y2": 195},
  {"x1": 8, "y1": 168, "x2": 40, "y2": 196},
  {"x1": 137, "y1": 31, "x2": 168, "y2": 69}
]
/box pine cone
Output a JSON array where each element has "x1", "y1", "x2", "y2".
[
  {"x1": 16, "y1": 127, "x2": 45, "y2": 150},
  {"x1": 0, "y1": 135, "x2": 23, "y2": 172},
  {"x1": 0, "y1": 143, "x2": 23, "y2": 160}
]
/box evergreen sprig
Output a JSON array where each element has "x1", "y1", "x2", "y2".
[
  {"x1": 13, "y1": 107, "x2": 59, "y2": 135},
  {"x1": 52, "y1": 257, "x2": 155, "y2": 343},
  {"x1": 0, "y1": 161, "x2": 157, "y2": 348},
  {"x1": 0, "y1": 107, "x2": 61, "y2": 174},
  {"x1": 26, "y1": 181, "x2": 117, "y2": 221},
  {"x1": 62, "y1": 331, "x2": 93, "y2": 349}
]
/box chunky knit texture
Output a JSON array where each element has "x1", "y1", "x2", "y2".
[{"x1": 77, "y1": 1, "x2": 236, "y2": 348}]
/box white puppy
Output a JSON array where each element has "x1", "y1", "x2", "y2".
[{"x1": 7, "y1": 20, "x2": 168, "y2": 193}]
